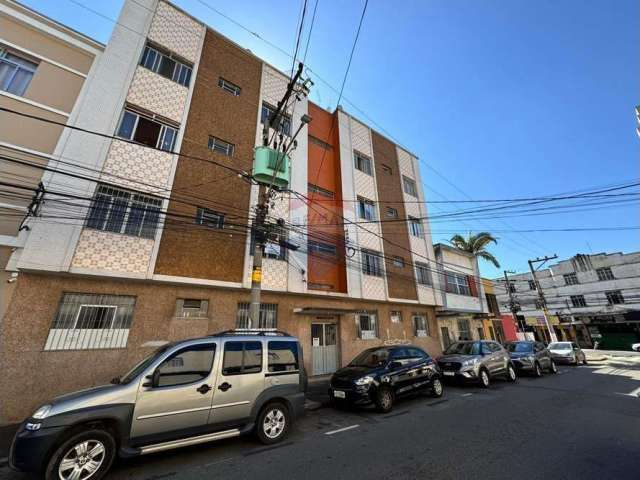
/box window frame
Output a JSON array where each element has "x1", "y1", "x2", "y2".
[
  {"x1": 415, "y1": 262, "x2": 431, "y2": 285},
  {"x1": 236, "y1": 302, "x2": 278, "y2": 329},
  {"x1": 412, "y1": 314, "x2": 429, "y2": 337},
  {"x1": 402, "y1": 175, "x2": 418, "y2": 197},
  {"x1": 408, "y1": 216, "x2": 424, "y2": 237},
  {"x1": 605, "y1": 290, "x2": 624, "y2": 305},
  {"x1": 308, "y1": 240, "x2": 337, "y2": 256},
  {"x1": 445, "y1": 271, "x2": 471, "y2": 296},
  {"x1": 596, "y1": 267, "x2": 615, "y2": 281},
  {"x1": 208, "y1": 135, "x2": 235, "y2": 156},
  {"x1": 386, "y1": 206, "x2": 398, "y2": 218},
  {"x1": 218, "y1": 77, "x2": 241, "y2": 96},
  {"x1": 115, "y1": 108, "x2": 178, "y2": 152},
  {"x1": 361, "y1": 249, "x2": 383, "y2": 277},
  {"x1": 390, "y1": 311, "x2": 402, "y2": 323},
  {"x1": 0, "y1": 48, "x2": 38, "y2": 96},
  {"x1": 308, "y1": 183, "x2": 335, "y2": 198},
  {"x1": 196, "y1": 207, "x2": 225, "y2": 229},
  {"x1": 563, "y1": 273, "x2": 579, "y2": 286},
  {"x1": 528, "y1": 280, "x2": 537, "y2": 290},
  {"x1": 357, "y1": 196, "x2": 376, "y2": 221},
  {"x1": 267, "y1": 341, "x2": 299, "y2": 374},
  {"x1": 154, "y1": 343, "x2": 215, "y2": 388},
  {"x1": 381, "y1": 164, "x2": 393, "y2": 175},
  {"x1": 222, "y1": 341, "x2": 263, "y2": 376},
  {"x1": 261, "y1": 102, "x2": 291, "y2": 136},
  {"x1": 570, "y1": 295, "x2": 587, "y2": 308},
  {"x1": 175, "y1": 298, "x2": 209, "y2": 318},
  {"x1": 354, "y1": 151, "x2": 373, "y2": 176},
  {"x1": 392, "y1": 256, "x2": 405, "y2": 268},
  {"x1": 140, "y1": 43, "x2": 193, "y2": 87},
  {"x1": 357, "y1": 312, "x2": 379, "y2": 339}
]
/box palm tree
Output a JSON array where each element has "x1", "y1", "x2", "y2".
[{"x1": 449, "y1": 232, "x2": 501, "y2": 268}]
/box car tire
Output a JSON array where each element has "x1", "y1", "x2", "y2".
[
  {"x1": 549, "y1": 360, "x2": 558, "y2": 374},
  {"x1": 506, "y1": 364, "x2": 517, "y2": 382},
  {"x1": 479, "y1": 368, "x2": 490, "y2": 388},
  {"x1": 374, "y1": 386, "x2": 394, "y2": 413},
  {"x1": 430, "y1": 378, "x2": 444, "y2": 398},
  {"x1": 256, "y1": 402, "x2": 290, "y2": 445},
  {"x1": 533, "y1": 361, "x2": 543, "y2": 378},
  {"x1": 44, "y1": 428, "x2": 116, "y2": 480}
]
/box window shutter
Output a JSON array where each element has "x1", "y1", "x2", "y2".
[{"x1": 467, "y1": 276, "x2": 478, "y2": 297}]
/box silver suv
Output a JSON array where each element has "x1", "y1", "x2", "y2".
[
  {"x1": 437, "y1": 340, "x2": 517, "y2": 387},
  {"x1": 10, "y1": 330, "x2": 306, "y2": 480}
]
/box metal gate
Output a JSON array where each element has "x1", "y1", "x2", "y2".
[{"x1": 311, "y1": 323, "x2": 338, "y2": 376}]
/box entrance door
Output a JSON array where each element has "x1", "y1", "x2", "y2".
[
  {"x1": 441, "y1": 326, "x2": 451, "y2": 349},
  {"x1": 311, "y1": 323, "x2": 338, "y2": 375}
]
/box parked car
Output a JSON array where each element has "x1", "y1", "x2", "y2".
[
  {"x1": 437, "y1": 340, "x2": 517, "y2": 387},
  {"x1": 548, "y1": 341, "x2": 587, "y2": 365},
  {"x1": 505, "y1": 341, "x2": 558, "y2": 376},
  {"x1": 10, "y1": 330, "x2": 306, "y2": 480},
  {"x1": 328, "y1": 345, "x2": 443, "y2": 413},
  {"x1": 632, "y1": 343, "x2": 640, "y2": 352}
]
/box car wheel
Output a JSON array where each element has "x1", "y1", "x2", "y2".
[
  {"x1": 506, "y1": 364, "x2": 517, "y2": 382},
  {"x1": 374, "y1": 386, "x2": 394, "y2": 413},
  {"x1": 549, "y1": 360, "x2": 558, "y2": 374},
  {"x1": 256, "y1": 402, "x2": 290, "y2": 445},
  {"x1": 479, "y1": 368, "x2": 490, "y2": 388},
  {"x1": 533, "y1": 362, "x2": 543, "y2": 378},
  {"x1": 430, "y1": 378, "x2": 444, "y2": 398},
  {"x1": 44, "y1": 428, "x2": 116, "y2": 480}
]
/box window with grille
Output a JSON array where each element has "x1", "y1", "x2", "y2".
[
  {"x1": 116, "y1": 108, "x2": 178, "y2": 152},
  {"x1": 0, "y1": 48, "x2": 38, "y2": 96},
  {"x1": 261, "y1": 102, "x2": 291, "y2": 136},
  {"x1": 605, "y1": 290, "x2": 624, "y2": 305},
  {"x1": 563, "y1": 273, "x2": 579, "y2": 285},
  {"x1": 140, "y1": 43, "x2": 192, "y2": 87},
  {"x1": 386, "y1": 207, "x2": 398, "y2": 218},
  {"x1": 208, "y1": 136, "x2": 235, "y2": 156},
  {"x1": 357, "y1": 312, "x2": 378, "y2": 339},
  {"x1": 509, "y1": 284, "x2": 517, "y2": 293},
  {"x1": 218, "y1": 77, "x2": 241, "y2": 96},
  {"x1": 390, "y1": 311, "x2": 402, "y2": 323},
  {"x1": 402, "y1": 176, "x2": 417, "y2": 197},
  {"x1": 236, "y1": 302, "x2": 278, "y2": 329},
  {"x1": 409, "y1": 217, "x2": 424, "y2": 237},
  {"x1": 196, "y1": 207, "x2": 224, "y2": 228},
  {"x1": 354, "y1": 151, "x2": 373, "y2": 175},
  {"x1": 415, "y1": 262, "x2": 431, "y2": 285},
  {"x1": 308, "y1": 240, "x2": 337, "y2": 256},
  {"x1": 175, "y1": 299, "x2": 209, "y2": 318},
  {"x1": 361, "y1": 249, "x2": 383, "y2": 277},
  {"x1": 596, "y1": 267, "x2": 614, "y2": 281},
  {"x1": 413, "y1": 314, "x2": 429, "y2": 337},
  {"x1": 86, "y1": 184, "x2": 162, "y2": 239},
  {"x1": 570, "y1": 295, "x2": 587, "y2": 308},
  {"x1": 358, "y1": 197, "x2": 376, "y2": 220},
  {"x1": 308, "y1": 183, "x2": 334, "y2": 198},
  {"x1": 457, "y1": 319, "x2": 471, "y2": 340},
  {"x1": 445, "y1": 271, "x2": 471, "y2": 296},
  {"x1": 528, "y1": 280, "x2": 537, "y2": 290},
  {"x1": 44, "y1": 293, "x2": 136, "y2": 350}
]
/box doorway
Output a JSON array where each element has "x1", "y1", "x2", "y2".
[
  {"x1": 440, "y1": 326, "x2": 451, "y2": 350},
  {"x1": 311, "y1": 323, "x2": 338, "y2": 375}
]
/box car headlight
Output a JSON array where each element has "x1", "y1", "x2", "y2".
[
  {"x1": 462, "y1": 358, "x2": 479, "y2": 367},
  {"x1": 32, "y1": 404, "x2": 52, "y2": 420},
  {"x1": 355, "y1": 375, "x2": 374, "y2": 386}
]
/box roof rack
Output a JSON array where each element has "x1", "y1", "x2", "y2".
[{"x1": 211, "y1": 329, "x2": 292, "y2": 337}]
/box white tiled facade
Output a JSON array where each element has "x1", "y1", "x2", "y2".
[
  {"x1": 147, "y1": 0, "x2": 204, "y2": 63},
  {"x1": 126, "y1": 67, "x2": 189, "y2": 123},
  {"x1": 71, "y1": 230, "x2": 154, "y2": 275}
]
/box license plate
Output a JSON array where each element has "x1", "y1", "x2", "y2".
[
  {"x1": 443, "y1": 371, "x2": 455, "y2": 376},
  {"x1": 333, "y1": 390, "x2": 346, "y2": 398}
]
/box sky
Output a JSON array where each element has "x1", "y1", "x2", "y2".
[{"x1": 22, "y1": 0, "x2": 640, "y2": 278}]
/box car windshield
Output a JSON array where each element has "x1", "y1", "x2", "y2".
[
  {"x1": 349, "y1": 348, "x2": 390, "y2": 367},
  {"x1": 444, "y1": 342, "x2": 481, "y2": 355},
  {"x1": 120, "y1": 344, "x2": 173, "y2": 384},
  {"x1": 505, "y1": 342, "x2": 533, "y2": 353},
  {"x1": 548, "y1": 342, "x2": 572, "y2": 350}
]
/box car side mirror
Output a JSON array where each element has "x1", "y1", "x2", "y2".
[{"x1": 143, "y1": 369, "x2": 160, "y2": 388}]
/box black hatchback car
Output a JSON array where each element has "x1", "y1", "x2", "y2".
[{"x1": 328, "y1": 345, "x2": 443, "y2": 413}]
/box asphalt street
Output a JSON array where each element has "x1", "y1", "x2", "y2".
[{"x1": 2, "y1": 360, "x2": 639, "y2": 480}]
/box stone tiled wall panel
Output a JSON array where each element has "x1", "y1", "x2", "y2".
[
  {"x1": 71, "y1": 230, "x2": 154, "y2": 274},
  {"x1": 409, "y1": 236, "x2": 428, "y2": 258},
  {"x1": 350, "y1": 118, "x2": 372, "y2": 157},
  {"x1": 354, "y1": 169, "x2": 376, "y2": 200},
  {"x1": 148, "y1": 1, "x2": 204, "y2": 63},
  {"x1": 397, "y1": 147, "x2": 415, "y2": 178},
  {"x1": 362, "y1": 275, "x2": 386, "y2": 300},
  {"x1": 262, "y1": 195, "x2": 290, "y2": 291},
  {"x1": 261, "y1": 65, "x2": 288, "y2": 109},
  {"x1": 126, "y1": 67, "x2": 188, "y2": 123}
]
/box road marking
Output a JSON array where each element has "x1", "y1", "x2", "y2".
[{"x1": 325, "y1": 424, "x2": 360, "y2": 435}]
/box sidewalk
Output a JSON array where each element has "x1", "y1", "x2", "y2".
[{"x1": 584, "y1": 349, "x2": 640, "y2": 364}]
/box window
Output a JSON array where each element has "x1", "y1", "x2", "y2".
[
  {"x1": 392, "y1": 256, "x2": 405, "y2": 268},
  {"x1": 386, "y1": 207, "x2": 398, "y2": 218},
  {"x1": 485, "y1": 293, "x2": 499, "y2": 315},
  {"x1": 222, "y1": 341, "x2": 263, "y2": 375},
  {"x1": 605, "y1": 290, "x2": 624, "y2": 305},
  {"x1": 261, "y1": 102, "x2": 291, "y2": 136},
  {"x1": 354, "y1": 151, "x2": 373, "y2": 175},
  {"x1": 564, "y1": 273, "x2": 579, "y2": 285},
  {"x1": 175, "y1": 299, "x2": 209, "y2": 318},
  {"x1": 528, "y1": 280, "x2": 537, "y2": 290},
  {"x1": 268, "y1": 341, "x2": 299, "y2": 373},
  {"x1": 196, "y1": 207, "x2": 224, "y2": 228},
  {"x1": 361, "y1": 249, "x2": 383, "y2": 277},
  {"x1": 156, "y1": 344, "x2": 215, "y2": 387},
  {"x1": 308, "y1": 240, "x2": 337, "y2": 256},
  {"x1": 570, "y1": 295, "x2": 587, "y2": 308},
  {"x1": 0, "y1": 48, "x2": 38, "y2": 96},
  {"x1": 218, "y1": 77, "x2": 241, "y2": 96},
  {"x1": 208, "y1": 136, "x2": 235, "y2": 156},
  {"x1": 596, "y1": 267, "x2": 614, "y2": 281},
  {"x1": 236, "y1": 302, "x2": 278, "y2": 329},
  {"x1": 457, "y1": 319, "x2": 471, "y2": 340},
  {"x1": 413, "y1": 314, "x2": 429, "y2": 337},
  {"x1": 408, "y1": 217, "x2": 424, "y2": 237},
  {"x1": 509, "y1": 284, "x2": 517, "y2": 293},
  {"x1": 116, "y1": 109, "x2": 178, "y2": 152},
  {"x1": 308, "y1": 183, "x2": 334, "y2": 198},
  {"x1": 381, "y1": 164, "x2": 393, "y2": 175},
  {"x1": 415, "y1": 262, "x2": 431, "y2": 285},
  {"x1": 44, "y1": 293, "x2": 135, "y2": 350},
  {"x1": 140, "y1": 43, "x2": 192, "y2": 87},
  {"x1": 358, "y1": 197, "x2": 376, "y2": 220},
  {"x1": 390, "y1": 311, "x2": 402, "y2": 323},
  {"x1": 477, "y1": 327, "x2": 485, "y2": 340},
  {"x1": 445, "y1": 271, "x2": 471, "y2": 296},
  {"x1": 309, "y1": 135, "x2": 332, "y2": 150},
  {"x1": 86, "y1": 184, "x2": 162, "y2": 239},
  {"x1": 402, "y1": 176, "x2": 417, "y2": 197},
  {"x1": 249, "y1": 231, "x2": 287, "y2": 261},
  {"x1": 357, "y1": 312, "x2": 378, "y2": 339}
]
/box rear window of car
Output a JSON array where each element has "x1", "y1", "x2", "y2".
[
  {"x1": 268, "y1": 341, "x2": 299, "y2": 373},
  {"x1": 444, "y1": 342, "x2": 480, "y2": 355},
  {"x1": 505, "y1": 342, "x2": 533, "y2": 353},
  {"x1": 222, "y1": 341, "x2": 262, "y2": 375}
]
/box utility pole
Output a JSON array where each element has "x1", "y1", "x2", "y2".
[
  {"x1": 528, "y1": 255, "x2": 559, "y2": 343},
  {"x1": 248, "y1": 63, "x2": 307, "y2": 327},
  {"x1": 503, "y1": 270, "x2": 525, "y2": 335}
]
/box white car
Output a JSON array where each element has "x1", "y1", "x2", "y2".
[{"x1": 632, "y1": 343, "x2": 640, "y2": 352}]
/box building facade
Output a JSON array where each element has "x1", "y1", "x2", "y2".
[
  {"x1": 494, "y1": 252, "x2": 640, "y2": 349},
  {"x1": 0, "y1": 0, "x2": 445, "y2": 422}
]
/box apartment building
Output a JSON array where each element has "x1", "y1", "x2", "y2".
[
  {"x1": 494, "y1": 252, "x2": 640, "y2": 349},
  {"x1": 0, "y1": 0, "x2": 103, "y2": 319},
  {"x1": 0, "y1": 0, "x2": 443, "y2": 422}
]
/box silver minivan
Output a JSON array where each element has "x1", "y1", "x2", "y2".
[{"x1": 10, "y1": 330, "x2": 306, "y2": 480}]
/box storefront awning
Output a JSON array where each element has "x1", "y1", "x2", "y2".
[{"x1": 293, "y1": 307, "x2": 360, "y2": 316}]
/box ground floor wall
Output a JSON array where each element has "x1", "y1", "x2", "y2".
[
  {"x1": 0, "y1": 272, "x2": 441, "y2": 423},
  {"x1": 436, "y1": 314, "x2": 486, "y2": 350}
]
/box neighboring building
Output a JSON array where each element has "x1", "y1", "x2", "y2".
[
  {"x1": 494, "y1": 252, "x2": 640, "y2": 349},
  {"x1": 481, "y1": 278, "x2": 518, "y2": 343},
  {"x1": 0, "y1": 0, "x2": 443, "y2": 422},
  {"x1": 433, "y1": 244, "x2": 488, "y2": 349},
  {"x1": 0, "y1": 0, "x2": 103, "y2": 320}
]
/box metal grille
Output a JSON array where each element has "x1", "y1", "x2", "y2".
[
  {"x1": 45, "y1": 293, "x2": 136, "y2": 350},
  {"x1": 236, "y1": 303, "x2": 278, "y2": 329}
]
